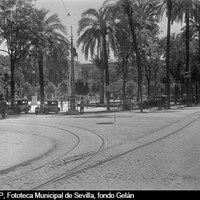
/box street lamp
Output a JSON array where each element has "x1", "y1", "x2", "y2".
[{"x1": 70, "y1": 26, "x2": 75, "y2": 99}]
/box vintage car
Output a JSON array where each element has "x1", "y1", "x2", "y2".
[
  {"x1": 8, "y1": 99, "x2": 31, "y2": 114},
  {"x1": 35, "y1": 100, "x2": 60, "y2": 115},
  {"x1": 142, "y1": 97, "x2": 160, "y2": 109}
]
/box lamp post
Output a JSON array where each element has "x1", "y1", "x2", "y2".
[
  {"x1": 70, "y1": 26, "x2": 75, "y2": 101},
  {"x1": 68, "y1": 26, "x2": 79, "y2": 114}
]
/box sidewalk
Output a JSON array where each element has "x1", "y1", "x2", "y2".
[{"x1": 29, "y1": 103, "x2": 191, "y2": 114}]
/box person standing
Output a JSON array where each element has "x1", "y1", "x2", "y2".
[
  {"x1": 0, "y1": 95, "x2": 7, "y2": 119},
  {"x1": 80, "y1": 98, "x2": 85, "y2": 114},
  {"x1": 60, "y1": 100, "x2": 64, "y2": 111}
]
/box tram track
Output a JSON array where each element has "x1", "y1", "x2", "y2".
[
  {"x1": 31, "y1": 111, "x2": 200, "y2": 190},
  {"x1": 31, "y1": 125, "x2": 107, "y2": 190},
  {"x1": 0, "y1": 122, "x2": 106, "y2": 190},
  {"x1": 0, "y1": 124, "x2": 81, "y2": 186},
  {"x1": 1, "y1": 110, "x2": 200, "y2": 190}
]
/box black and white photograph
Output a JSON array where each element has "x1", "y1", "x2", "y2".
[{"x1": 0, "y1": 0, "x2": 200, "y2": 193}]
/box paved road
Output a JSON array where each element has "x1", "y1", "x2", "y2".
[{"x1": 0, "y1": 106, "x2": 200, "y2": 190}]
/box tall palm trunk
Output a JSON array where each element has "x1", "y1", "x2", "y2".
[
  {"x1": 100, "y1": 54, "x2": 105, "y2": 104},
  {"x1": 147, "y1": 70, "x2": 151, "y2": 99},
  {"x1": 199, "y1": 27, "x2": 200, "y2": 65},
  {"x1": 100, "y1": 69, "x2": 105, "y2": 104},
  {"x1": 166, "y1": 0, "x2": 172, "y2": 109},
  {"x1": 127, "y1": 11, "x2": 143, "y2": 112},
  {"x1": 102, "y1": 34, "x2": 110, "y2": 111},
  {"x1": 144, "y1": 56, "x2": 151, "y2": 100},
  {"x1": 185, "y1": 7, "x2": 191, "y2": 106},
  {"x1": 38, "y1": 52, "x2": 45, "y2": 105}
]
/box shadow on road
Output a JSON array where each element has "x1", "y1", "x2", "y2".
[{"x1": 96, "y1": 122, "x2": 115, "y2": 125}]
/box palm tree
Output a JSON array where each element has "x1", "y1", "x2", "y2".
[
  {"x1": 114, "y1": 21, "x2": 133, "y2": 109},
  {"x1": 171, "y1": 0, "x2": 197, "y2": 106},
  {"x1": 77, "y1": 7, "x2": 116, "y2": 111},
  {"x1": 189, "y1": 2, "x2": 200, "y2": 66},
  {"x1": 156, "y1": 0, "x2": 198, "y2": 106},
  {"x1": 31, "y1": 9, "x2": 69, "y2": 104},
  {"x1": 156, "y1": 0, "x2": 174, "y2": 109},
  {"x1": 104, "y1": 0, "x2": 158, "y2": 112}
]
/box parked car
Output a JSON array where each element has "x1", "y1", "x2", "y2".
[
  {"x1": 35, "y1": 100, "x2": 60, "y2": 115},
  {"x1": 143, "y1": 97, "x2": 159, "y2": 108},
  {"x1": 8, "y1": 99, "x2": 31, "y2": 114}
]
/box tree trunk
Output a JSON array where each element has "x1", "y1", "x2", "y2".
[
  {"x1": 127, "y1": 12, "x2": 143, "y2": 112},
  {"x1": 185, "y1": 7, "x2": 192, "y2": 106},
  {"x1": 122, "y1": 58, "x2": 127, "y2": 109},
  {"x1": 199, "y1": 27, "x2": 200, "y2": 65},
  {"x1": 154, "y1": 70, "x2": 157, "y2": 97},
  {"x1": 38, "y1": 52, "x2": 45, "y2": 105},
  {"x1": 100, "y1": 70, "x2": 105, "y2": 104},
  {"x1": 148, "y1": 66, "x2": 151, "y2": 100},
  {"x1": 166, "y1": 0, "x2": 172, "y2": 109},
  {"x1": 102, "y1": 34, "x2": 110, "y2": 111},
  {"x1": 144, "y1": 58, "x2": 151, "y2": 100},
  {"x1": 10, "y1": 57, "x2": 15, "y2": 109}
]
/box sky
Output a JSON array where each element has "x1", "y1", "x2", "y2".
[
  {"x1": 35, "y1": 0, "x2": 182, "y2": 63},
  {"x1": 36, "y1": 0, "x2": 105, "y2": 63},
  {"x1": 0, "y1": 0, "x2": 181, "y2": 63}
]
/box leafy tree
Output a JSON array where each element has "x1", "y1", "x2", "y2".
[
  {"x1": 44, "y1": 82, "x2": 56, "y2": 100},
  {"x1": 45, "y1": 42, "x2": 69, "y2": 87},
  {"x1": 0, "y1": 0, "x2": 38, "y2": 108},
  {"x1": 75, "y1": 79, "x2": 90, "y2": 98},
  {"x1": 22, "y1": 81, "x2": 32, "y2": 99},
  {"x1": 111, "y1": 17, "x2": 133, "y2": 108},
  {"x1": 91, "y1": 81, "x2": 101, "y2": 95},
  {"x1": 0, "y1": 55, "x2": 10, "y2": 99},
  {"x1": 0, "y1": 71, "x2": 9, "y2": 99},
  {"x1": 141, "y1": 27, "x2": 161, "y2": 99},
  {"x1": 168, "y1": 33, "x2": 185, "y2": 103},
  {"x1": 0, "y1": 55, "x2": 10, "y2": 69},
  {"x1": 92, "y1": 55, "x2": 105, "y2": 103},
  {"x1": 58, "y1": 81, "x2": 68, "y2": 95},
  {"x1": 14, "y1": 68, "x2": 24, "y2": 86}
]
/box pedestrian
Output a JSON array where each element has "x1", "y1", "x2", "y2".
[
  {"x1": 86, "y1": 99, "x2": 89, "y2": 108},
  {"x1": 86, "y1": 95, "x2": 89, "y2": 108},
  {"x1": 0, "y1": 95, "x2": 7, "y2": 119},
  {"x1": 60, "y1": 100, "x2": 63, "y2": 111},
  {"x1": 80, "y1": 98, "x2": 85, "y2": 114}
]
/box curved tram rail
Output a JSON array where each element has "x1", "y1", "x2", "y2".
[
  {"x1": 0, "y1": 123, "x2": 106, "y2": 190},
  {"x1": 0, "y1": 111, "x2": 199, "y2": 190},
  {"x1": 32, "y1": 113, "x2": 200, "y2": 190}
]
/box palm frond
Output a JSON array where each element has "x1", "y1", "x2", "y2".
[{"x1": 81, "y1": 8, "x2": 100, "y2": 19}]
